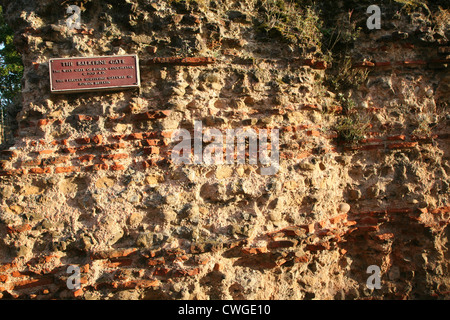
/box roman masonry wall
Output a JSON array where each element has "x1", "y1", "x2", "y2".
[{"x1": 0, "y1": 0, "x2": 448, "y2": 300}]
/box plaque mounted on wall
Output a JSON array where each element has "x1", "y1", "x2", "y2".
[{"x1": 49, "y1": 54, "x2": 140, "y2": 94}]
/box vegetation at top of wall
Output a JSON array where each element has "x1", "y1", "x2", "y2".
[
  {"x1": 0, "y1": 5, "x2": 23, "y2": 145},
  {"x1": 255, "y1": 0, "x2": 323, "y2": 52},
  {"x1": 0, "y1": 5, "x2": 23, "y2": 108}
]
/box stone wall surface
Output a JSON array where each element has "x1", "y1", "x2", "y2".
[{"x1": 0, "y1": 0, "x2": 448, "y2": 300}]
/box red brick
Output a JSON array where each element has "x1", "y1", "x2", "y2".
[
  {"x1": 305, "y1": 243, "x2": 330, "y2": 252},
  {"x1": 143, "y1": 147, "x2": 160, "y2": 155},
  {"x1": 375, "y1": 233, "x2": 394, "y2": 241},
  {"x1": 21, "y1": 159, "x2": 42, "y2": 166},
  {"x1": 75, "y1": 138, "x2": 90, "y2": 144},
  {"x1": 410, "y1": 134, "x2": 437, "y2": 143},
  {"x1": 113, "y1": 279, "x2": 159, "y2": 290},
  {"x1": 13, "y1": 277, "x2": 53, "y2": 290},
  {"x1": 161, "y1": 130, "x2": 173, "y2": 138},
  {"x1": 78, "y1": 264, "x2": 90, "y2": 274},
  {"x1": 268, "y1": 240, "x2": 298, "y2": 249},
  {"x1": 142, "y1": 159, "x2": 157, "y2": 168},
  {"x1": 387, "y1": 208, "x2": 413, "y2": 214},
  {"x1": 54, "y1": 166, "x2": 75, "y2": 174},
  {"x1": 42, "y1": 156, "x2": 69, "y2": 165},
  {"x1": 28, "y1": 167, "x2": 51, "y2": 174},
  {"x1": 75, "y1": 145, "x2": 92, "y2": 153},
  {"x1": 281, "y1": 226, "x2": 304, "y2": 237},
  {"x1": 359, "y1": 217, "x2": 379, "y2": 225},
  {"x1": 38, "y1": 150, "x2": 54, "y2": 155},
  {"x1": 295, "y1": 151, "x2": 311, "y2": 160},
  {"x1": 366, "y1": 107, "x2": 382, "y2": 114},
  {"x1": 242, "y1": 247, "x2": 268, "y2": 255},
  {"x1": 143, "y1": 131, "x2": 159, "y2": 139},
  {"x1": 148, "y1": 257, "x2": 165, "y2": 266},
  {"x1": 112, "y1": 134, "x2": 126, "y2": 140},
  {"x1": 104, "y1": 259, "x2": 133, "y2": 268},
  {"x1": 300, "y1": 223, "x2": 315, "y2": 234},
  {"x1": 99, "y1": 153, "x2": 128, "y2": 161},
  {"x1": 78, "y1": 154, "x2": 96, "y2": 162},
  {"x1": 187, "y1": 268, "x2": 199, "y2": 276},
  {"x1": 91, "y1": 248, "x2": 137, "y2": 260},
  {"x1": 37, "y1": 119, "x2": 51, "y2": 126},
  {"x1": 73, "y1": 288, "x2": 83, "y2": 297},
  {"x1": 91, "y1": 135, "x2": 103, "y2": 144},
  {"x1": 387, "y1": 135, "x2": 406, "y2": 141},
  {"x1": 11, "y1": 271, "x2": 32, "y2": 278},
  {"x1": 0, "y1": 169, "x2": 26, "y2": 176},
  {"x1": 375, "y1": 61, "x2": 391, "y2": 67},
  {"x1": 345, "y1": 220, "x2": 357, "y2": 227},
  {"x1": 361, "y1": 138, "x2": 384, "y2": 143},
  {"x1": 101, "y1": 143, "x2": 126, "y2": 152},
  {"x1": 75, "y1": 115, "x2": 93, "y2": 121},
  {"x1": 357, "y1": 225, "x2": 379, "y2": 232},
  {"x1": 306, "y1": 130, "x2": 321, "y2": 137},
  {"x1": 142, "y1": 139, "x2": 160, "y2": 146},
  {"x1": 402, "y1": 60, "x2": 426, "y2": 66},
  {"x1": 61, "y1": 147, "x2": 77, "y2": 154},
  {"x1": 318, "y1": 220, "x2": 327, "y2": 228},
  {"x1": 172, "y1": 268, "x2": 199, "y2": 277},
  {"x1": 193, "y1": 256, "x2": 209, "y2": 265},
  {"x1": 84, "y1": 164, "x2": 108, "y2": 172},
  {"x1": 133, "y1": 112, "x2": 157, "y2": 121},
  {"x1": 430, "y1": 206, "x2": 450, "y2": 214},
  {"x1": 293, "y1": 253, "x2": 309, "y2": 263},
  {"x1": 146, "y1": 56, "x2": 215, "y2": 66},
  {"x1": 387, "y1": 142, "x2": 418, "y2": 150},
  {"x1": 153, "y1": 267, "x2": 170, "y2": 276},
  {"x1": 328, "y1": 105, "x2": 343, "y2": 114},
  {"x1": 302, "y1": 104, "x2": 321, "y2": 111},
  {"x1": 7, "y1": 224, "x2": 32, "y2": 234},
  {"x1": 311, "y1": 60, "x2": 328, "y2": 70},
  {"x1": 110, "y1": 164, "x2": 125, "y2": 171},
  {"x1": 127, "y1": 133, "x2": 144, "y2": 140},
  {"x1": 330, "y1": 213, "x2": 348, "y2": 224},
  {"x1": 353, "y1": 61, "x2": 375, "y2": 68},
  {"x1": 0, "y1": 274, "x2": 8, "y2": 283}
]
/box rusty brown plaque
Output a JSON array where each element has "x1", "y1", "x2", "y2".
[{"x1": 49, "y1": 55, "x2": 140, "y2": 93}]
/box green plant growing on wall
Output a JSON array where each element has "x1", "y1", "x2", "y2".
[
  {"x1": 333, "y1": 93, "x2": 369, "y2": 143},
  {"x1": 327, "y1": 56, "x2": 370, "y2": 92},
  {"x1": 394, "y1": 0, "x2": 431, "y2": 15},
  {"x1": 256, "y1": 0, "x2": 323, "y2": 50},
  {"x1": 334, "y1": 114, "x2": 369, "y2": 143}
]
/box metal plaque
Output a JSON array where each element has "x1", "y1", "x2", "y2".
[{"x1": 49, "y1": 55, "x2": 140, "y2": 93}]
